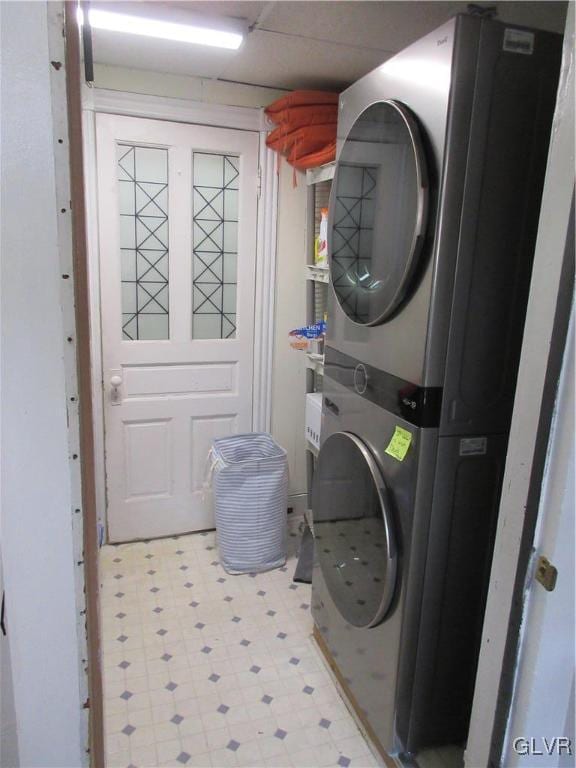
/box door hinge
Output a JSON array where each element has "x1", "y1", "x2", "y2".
[
  {"x1": 535, "y1": 555, "x2": 558, "y2": 592},
  {"x1": 257, "y1": 166, "x2": 262, "y2": 198},
  {"x1": 1, "y1": 591, "x2": 6, "y2": 636}
]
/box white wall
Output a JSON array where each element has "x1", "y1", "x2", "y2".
[
  {"x1": 93, "y1": 63, "x2": 287, "y2": 108},
  {"x1": 0, "y1": 2, "x2": 86, "y2": 765},
  {"x1": 465, "y1": 3, "x2": 575, "y2": 765},
  {"x1": 271, "y1": 164, "x2": 309, "y2": 500}
]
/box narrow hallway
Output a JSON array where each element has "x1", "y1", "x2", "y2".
[{"x1": 101, "y1": 515, "x2": 379, "y2": 768}]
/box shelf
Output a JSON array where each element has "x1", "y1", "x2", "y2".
[
  {"x1": 305, "y1": 352, "x2": 324, "y2": 374},
  {"x1": 306, "y1": 162, "x2": 336, "y2": 186},
  {"x1": 305, "y1": 438, "x2": 319, "y2": 458},
  {"x1": 306, "y1": 264, "x2": 329, "y2": 283},
  {"x1": 304, "y1": 166, "x2": 333, "y2": 535}
]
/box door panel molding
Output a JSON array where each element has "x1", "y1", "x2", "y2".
[{"x1": 83, "y1": 87, "x2": 269, "y2": 132}]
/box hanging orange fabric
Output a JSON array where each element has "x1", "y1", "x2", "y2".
[
  {"x1": 290, "y1": 140, "x2": 337, "y2": 171},
  {"x1": 267, "y1": 123, "x2": 335, "y2": 156},
  {"x1": 265, "y1": 91, "x2": 339, "y2": 178},
  {"x1": 266, "y1": 125, "x2": 295, "y2": 153},
  {"x1": 267, "y1": 103, "x2": 338, "y2": 131},
  {"x1": 265, "y1": 90, "x2": 338, "y2": 118},
  {"x1": 287, "y1": 128, "x2": 336, "y2": 165}
]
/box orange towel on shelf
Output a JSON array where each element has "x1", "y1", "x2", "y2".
[
  {"x1": 265, "y1": 91, "x2": 339, "y2": 177},
  {"x1": 265, "y1": 90, "x2": 339, "y2": 118},
  {"x1": 266, "y1": 106, "x2": 337, "y2": 152},
  {"x1": 287, "y1": 129, "x2": 336, "y2": 165},
  {"x1": 267, "y1": 103, "x2": 338, "y2": 131},
  {"x1": 267, "y1": 124, "x2": 336, "y2": 157},
  {"x1": 266, "y1": 125, "x2": 294, "y2": 152},
  {"x1": 290, "y1": 140, "x2": 337, "y2": 171}
]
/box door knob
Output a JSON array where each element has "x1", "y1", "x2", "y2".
[{"x1": 110, "y1": 374, "x2": 122, "y2": 404}]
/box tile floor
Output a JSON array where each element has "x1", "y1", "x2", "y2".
[{"x1": 101, "y1": 514, "x2": 381, "y2": 768}]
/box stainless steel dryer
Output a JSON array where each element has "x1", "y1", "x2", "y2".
[
  {"x1": 312, "y1": 13, "x2": 561, "y2": 759},
  {"x1": 326, "y1": 14, "x2": 560, "y2": 433}
]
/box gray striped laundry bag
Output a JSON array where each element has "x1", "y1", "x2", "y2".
[{"x1": 208, "y1": 433, "x2": 289, "y2": 574}]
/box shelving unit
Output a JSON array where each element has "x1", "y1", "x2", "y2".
[
  {"x1": 305, "y1": 352, "x2": 325, "y2": 375},
  {"x1": 306, "y1": 163, "x2": 336, "y2": 186},
  {"x1": 305, "y1": 439, "x2": 319, "y2": 458},
  {"x1": 305, "y1": 264, "x2": 330, "y2": 283},
  {"x1": 304, "y1": 161, "x2": 335, "y2": 532}
]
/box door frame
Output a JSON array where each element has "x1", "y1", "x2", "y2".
[
  {"x1": 464, "y1": 6, "x2": 575, "y2": 763},
  {"x1": 82, "y1": 88, "x2": 279, "y2": 541}
]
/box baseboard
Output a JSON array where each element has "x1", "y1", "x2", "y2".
[{"x1": 287, "y1": 492, "x2": 307, "y2": 517}]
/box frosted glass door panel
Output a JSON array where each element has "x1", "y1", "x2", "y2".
[
  {"x1": 117, "y1": 145, "x2": 169, "y2": 340},
  {"x1": 192, "y1": 152, "x2": 239, "y2": 340}
]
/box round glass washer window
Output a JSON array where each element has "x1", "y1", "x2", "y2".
[
  {"x1": 329, "y1": 100, "x2": 429, "y2": 326},
  {"x1": 312, "y1": 431, "x2": 397, "y2": 628}
]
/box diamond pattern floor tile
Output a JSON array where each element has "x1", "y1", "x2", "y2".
[{"x1": 101, "y1": 515, "x2": 380, "y2": 767}]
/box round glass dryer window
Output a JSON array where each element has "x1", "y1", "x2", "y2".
[
  {"x1": 329, "y1": 100, "x2": 429, "y2": 325},
  {"x1": 312, "y1": 432, "x2": 397, "y2": 628}
]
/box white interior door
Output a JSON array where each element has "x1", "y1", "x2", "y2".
[{"x1": 96, "y1": 113, "x2": 259, "y2": 543}]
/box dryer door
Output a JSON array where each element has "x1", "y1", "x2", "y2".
[
  {"x1": 329, "y1": 100, "x2": 429, "y2": 326},
  {"x1": 312, "y1": 431, "x2": 398, "y2": 628}
]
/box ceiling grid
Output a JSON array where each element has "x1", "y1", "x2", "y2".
[{"x1": 91, "y1": 1, "x2": 567, "y2": 90}]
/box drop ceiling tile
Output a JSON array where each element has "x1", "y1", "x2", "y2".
[
  {"x1": 259, "y1": 1, "x2": 467, "y2": 52},
  {"x1": 90, "y1": 0, "x2": 567, "y2": 88},
  {"x1": 220, "y1": 29, "x2": 391, "y2": 90},
  {"x1": 174, "y1": 1, "x2": 269, "y2": 27},
  {"x1": 259, "y1": 0, "x2": 566, "y2": 48}
]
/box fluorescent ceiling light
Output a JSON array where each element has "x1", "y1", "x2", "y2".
[{"x1": 82, "y1": 8, "x2": 244, "y2": 50}]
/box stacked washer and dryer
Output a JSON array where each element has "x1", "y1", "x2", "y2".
[{"x1": 311, "y1": 14, "x2": 561, "y2": 760}]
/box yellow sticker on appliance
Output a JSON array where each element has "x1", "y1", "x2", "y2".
[{"x1": 385, "y1": 426, "x2": 412, "y2": 461}]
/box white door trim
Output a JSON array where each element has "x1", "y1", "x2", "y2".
[
  {"x1": 82, "y1": 86, "x2": 273, "y2": 132},
  {"x1": 83, "y1": 89, "x2": 278, "y2": 539},
  {"x1": 253, "y1": 143, "x2": 279, "y2": 432},
  {"x1": 83, "y1": 107, "x2": 107, "y2": 543}
]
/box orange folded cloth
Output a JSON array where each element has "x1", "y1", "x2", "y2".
[
  {"x1": 290, "y1": 140, "x2": 337, "y2": 171},
  {"x1": 267, "y1": 124, "x2": 336, "y2": 157},
  {"x1": 265, "y1": 91, "x2": 339, "y2": 178},
  {"x1": 267, "y1": 103, "x2": 337, "y2": 130},
  {"x1": 265, "y1": 91, "x2": 338, "y2": 118}
]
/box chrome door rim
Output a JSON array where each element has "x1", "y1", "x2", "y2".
[
  {"x1": 315, "y1": 431, "x2": 398, "y2": 629},
  {"x1": 328, "y1": 99, "x2": 429, "y2": 327}
]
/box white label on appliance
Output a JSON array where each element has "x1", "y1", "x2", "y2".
[
  {"x1": 503, "y1": 28, "x2": 534, "y2": 55},
  {"x1": 460, "y1": 437, "x2": 487, "y2": 456}
]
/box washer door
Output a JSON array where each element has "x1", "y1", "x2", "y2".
[
  {"x1": 312, "y1": 431, "x2": 398, "y2": 628},
  {"x1": 329, "y1": 100, "x2": 429, "y2": 326}
]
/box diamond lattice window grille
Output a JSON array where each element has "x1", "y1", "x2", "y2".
[
  {"x1": 192, "y1": 153, "x2": 239, "y2": 340},
  {"x1": 117, "y1": 145, "x2": 169, "y2": 341},
  {"x1": 332, "y1": 165, "x2": 377, "y2": 324}
]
